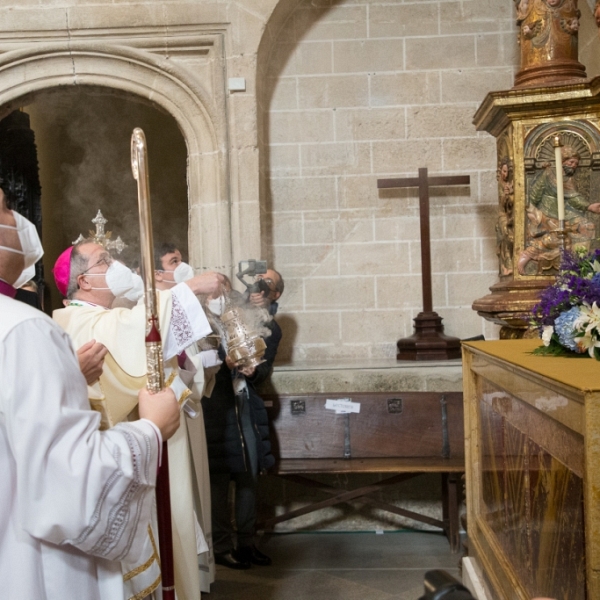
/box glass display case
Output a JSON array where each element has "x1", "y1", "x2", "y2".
[{"x1": 463, "y1": 340, "x2": 599, "y2": 599}]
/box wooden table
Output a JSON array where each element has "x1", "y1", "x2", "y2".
[
  {"x1": 463, "y1": 340, "x2": 600, "y2": 599},
  {"x1": 259, "y1": 392, "x2": 465, "y2": 551}
]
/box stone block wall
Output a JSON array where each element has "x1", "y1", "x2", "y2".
[
  {"x1": 0, "y1": 0, "x2": 598, "y2": 364},
  {"x1": 261, "y1": 0, "x2": 599, "y2": 363}
]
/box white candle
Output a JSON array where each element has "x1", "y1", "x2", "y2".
[{"x1": 554, "y1": 136, "x2": 565, "y2": 222}]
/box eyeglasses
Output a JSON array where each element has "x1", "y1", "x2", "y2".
[{"x1": 79, "y1": 255, "x2": 113, "y2": 277}]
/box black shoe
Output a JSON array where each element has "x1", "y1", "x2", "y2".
[
  {"x1": 214, "y1": 550, "x2": 251, "y2": 570},
  {"x1": 234, "y1": 545, "x2": 272, "y2": 566}
]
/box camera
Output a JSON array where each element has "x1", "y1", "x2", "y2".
[
  {"x1": 419, "y1": 571, "x2": 475, "y2": 600},
  {"x1": 236, "y1": 260, "x2": 269, "y2": 297}
]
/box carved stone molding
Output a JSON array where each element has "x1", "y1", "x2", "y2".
[
  {"x1": 0, "y1": 23, "x2": 220, "y2": 55},
  {"x1": 0, "y1": 38, "x2": 232, "y2": 273}
]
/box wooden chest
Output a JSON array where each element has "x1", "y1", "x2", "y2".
[{"x1": 263, "y1": 391, "x2": 464, "y2": 461}]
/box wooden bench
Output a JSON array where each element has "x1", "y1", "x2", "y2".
[{"x1": 259, "y1": 392, "x2": 465, "y2": 552}]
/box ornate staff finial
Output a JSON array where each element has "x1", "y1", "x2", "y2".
[{"x1": 72, "y1": 209, "x2": 127, "y2": 254}]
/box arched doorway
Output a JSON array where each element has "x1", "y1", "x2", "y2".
[
  {"x1": 0, "y1": 41, "x2": 232, "y2": 304},
  {"x1": 15, "y1": 86, "x2": 188, "y2": 310}
]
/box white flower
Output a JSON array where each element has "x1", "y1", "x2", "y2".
[
  {"x1": 575, "y1": 332, "x2": 600, "y2": 357},
  {"x1": 574, "y1": 302, "x2": 600, "y2": 334},
  {"x1": 572, "y1": 303, "x2": 600, "y2": 357},
  {"x1": 542, "y1": 326, "x2": 554, "y2": 346}
]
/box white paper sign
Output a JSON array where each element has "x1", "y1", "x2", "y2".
[{"x1": 325, "y1": 398, "x2": 361, "y2": 414}]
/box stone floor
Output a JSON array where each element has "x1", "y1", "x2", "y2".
[{"x1": 207, "y1": 531, "x2": 461, "y2": 600}]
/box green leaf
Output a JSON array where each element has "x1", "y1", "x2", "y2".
[
  {"x1": 530, "y1": 341, "x2": 588, "y2": 358},
  {"x1": 531, "y1": 345, "x2": 570, "y2": 357}
]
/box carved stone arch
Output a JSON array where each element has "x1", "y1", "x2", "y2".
[
  {"x1": 0, "y1": 41, "x2": 231, "y2": 271},
  {"x1": 256, "y1": 0, "x2": 308, "y2": 128},
  {"x1": 256, "y1": 0, "x2": 326, "y2": 259},
  {"x1": 257, "y1": 0, "x2": 304, "y2": 63}
]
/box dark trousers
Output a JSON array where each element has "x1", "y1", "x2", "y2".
[
  {"x1": 212, "y1": 389, "x2": 259, "y2": 553},
  {"x1": 211, "y1": 470, "x2": 257, "y2": 553}
]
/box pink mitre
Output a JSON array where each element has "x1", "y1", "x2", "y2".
[{"x1": 52, "y1": 246, "x2": 73, "y2": 297}]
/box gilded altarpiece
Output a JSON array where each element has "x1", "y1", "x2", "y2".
[
  {"x1": 473, "y1": 82, "x2": 600, "y2": 336},
  {"x1": 463, "y1": 340, "x2": 600, "y2": 600}
]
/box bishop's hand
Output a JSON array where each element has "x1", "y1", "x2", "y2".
[{"x1": 77, "y1": 340, "x2": 108, "y2": 385}]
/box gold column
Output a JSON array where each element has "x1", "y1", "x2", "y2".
[{"x1": 515, "y1": 0, "x2": 586, "y2": 88}]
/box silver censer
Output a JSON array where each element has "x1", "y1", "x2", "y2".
[{"x1": 221, "y1": 302, "x2": 267, "y2": 369}]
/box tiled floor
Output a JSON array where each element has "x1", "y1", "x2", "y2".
[{"x1": 207, "y1": 531, "x2": 461, "y2": 600}]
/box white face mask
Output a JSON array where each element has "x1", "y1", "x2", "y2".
[
  {"x1": 0, "y1": 211, "x2": 44, "y2": 288},
  {"x1": 207, "y1": 295, "x2": 225, "y2": 316},
  {"x1": 174, "y1": 262, "x2": 194, "y2": 283},
  {"x1": 161, "y1": 261, "x2": 194, "y2": 285},
  {"x1": 124, "y1": 273, "x2": 144, "y2": 302},
  {"x1": 86, "y1": 261, "x2": 135, "y2": 298},
  {"x1": 15, "y1": 264, "x2": 36, "y2": 290}
]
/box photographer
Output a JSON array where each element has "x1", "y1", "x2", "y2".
[{"x1": 202, "y1": 268, "x2": 284, "y2": 570}]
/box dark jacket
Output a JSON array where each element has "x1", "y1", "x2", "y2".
[{"x1": 202, "y1": 317, "x2": 281, "y2": 474}]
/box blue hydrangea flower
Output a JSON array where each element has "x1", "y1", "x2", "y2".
[{"x1": 554, "y1": 306, "x2": 584, "y2": 353}]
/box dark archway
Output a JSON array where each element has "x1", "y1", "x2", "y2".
[{"x1": 23, "y1": 86, "x2": 188, "y2": 311}]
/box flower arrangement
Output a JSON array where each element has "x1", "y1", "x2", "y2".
[{"x1": 531, "y1": 248, "x2": 600, "y2": 359}]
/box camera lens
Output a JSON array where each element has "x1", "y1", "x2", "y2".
[{"x1": 258, "y1": 279, "x2": 271, "y2": 295}]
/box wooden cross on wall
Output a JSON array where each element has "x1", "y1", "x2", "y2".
[{"x1": 377, "y1": 167, "x2": 470, "y2": 361}]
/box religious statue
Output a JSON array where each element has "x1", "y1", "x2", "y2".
[
  {"x1": 518, "y1": 133, "x2": 600, "y2": 275},
  {"x1": 496, "y1": 156, "x2": 515, "y2": 277},
  {"x1": 514, "y1": 0, "x2": 585, "y2": 87}
]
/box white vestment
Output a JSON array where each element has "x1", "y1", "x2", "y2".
[
  {"x1": 180, "y1": 345, "x2": 221, "y2": 592},
  {"x1": 53, "y1": 283, "x2": 212, "y2": 600},
  {"x1": 0, "y1": 294, "x2": 161, "y2": 600}
]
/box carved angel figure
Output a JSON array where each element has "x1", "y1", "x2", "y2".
[
  {"x1": 560, "y1": 17, "x2": 580, "y2": 34},
  {"x1": 515, "y1": 0, "x2": 531, "y2": 22},
  {"x1": 496, "y1": 157, "x2": 515, "y2": 276},
  {"x1": 522, "y1": 20, "x2": 542, "y2": 39}
]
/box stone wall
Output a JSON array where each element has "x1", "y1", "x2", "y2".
[
  {"x1": 0, "y1": 1, "x2": 598, "y2": 363},
  {"x1": 260, "y1": 0, "x2": 600, "y2": 363}
]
